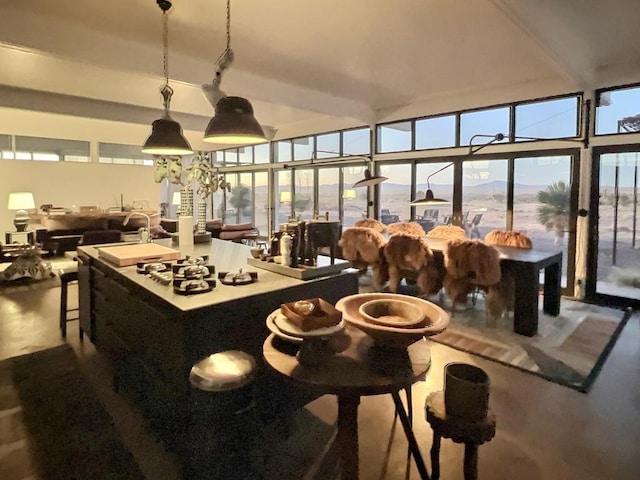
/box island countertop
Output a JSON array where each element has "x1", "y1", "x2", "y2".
[{"x1": 77, "y1": 238, "x2": 358, "y2": 313}]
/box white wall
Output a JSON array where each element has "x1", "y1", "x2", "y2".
[{"x1": 0, "y1": 107, "x2": 204, "y2": 233}]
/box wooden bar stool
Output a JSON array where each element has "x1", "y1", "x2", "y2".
[
  {"x1": 59, "y1": 266, "x2": 82, "y2": 339},
  {"x1": 425, "y1": 391, "x2": 496, "y2": 480}
]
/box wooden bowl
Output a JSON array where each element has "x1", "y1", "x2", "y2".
[
  {"x1": 335, "y1": 293, "x2": 449, "y2": 348},
  {"x1": 359, "y1": 299, "x2": 425, "y2": 328}
]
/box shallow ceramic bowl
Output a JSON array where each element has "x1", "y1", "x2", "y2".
[
  {"x1": 359, "y1": 299, "x2": 425, "y2": 329},
  {"x1": 335, "y1": 293, "x2": 450, "y2": 348}
]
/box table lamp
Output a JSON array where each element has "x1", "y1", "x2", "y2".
[
  {"x1": 171, "y1": 191, "x2": 181, "y2": 216},
  {"x1": 7, "y1": 192, "x2": 35, "y2": 232}
]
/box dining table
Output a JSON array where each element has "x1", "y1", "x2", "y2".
[
  {"x1": 263, "y1": 326, "x2": 432, "y2": 480},
  {"x1": 424, "y1": 237, "x2": 562, "y2": 336}
]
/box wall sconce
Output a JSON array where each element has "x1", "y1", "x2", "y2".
[{"x1": 8, "y1": 192, "x2": 35, "y2": 231}]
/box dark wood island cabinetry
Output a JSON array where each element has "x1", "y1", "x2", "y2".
[{"x1": 77, "y1": 239, "x2": 358, "y2": 477}]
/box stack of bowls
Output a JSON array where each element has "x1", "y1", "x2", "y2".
[{"x1": 335, "y1": 293, "x2": 450, "y2": 348}]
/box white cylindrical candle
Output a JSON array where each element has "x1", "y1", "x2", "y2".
[{"x1": 179, "y1": 216, "x2": 194, "y2": 246}]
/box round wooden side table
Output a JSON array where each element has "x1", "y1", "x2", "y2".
[{"x1": 425, "y1": 390, "x2": 496, "y2": 480}]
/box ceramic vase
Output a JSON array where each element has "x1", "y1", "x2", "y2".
[
  {"x1": 180, "y1": 185, "x2": 193, "y2": 217},
  {"x1": 444, "y1": 362, "x2": 490, "y2": 422}
]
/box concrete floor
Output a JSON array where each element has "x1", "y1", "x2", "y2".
[{"x1": 1, "y1": 283, "x2": 639, "y2": 479}]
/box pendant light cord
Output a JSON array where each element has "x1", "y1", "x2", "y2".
[
  {"x1": 158, "y1": 0, "x2": 173, "y2": 115},
  {"x1": 216, "y1": 0, "x2": 232, "y2": 66}
]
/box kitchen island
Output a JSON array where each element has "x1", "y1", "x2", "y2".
[{"x1": 77, "y1": 239, "x2": 359, "y2": 478}]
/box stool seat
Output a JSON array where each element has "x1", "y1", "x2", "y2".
[
  {"x1": 189, "y1": 350, "x2": 257, "y2": 392},
  {"x1": 425, "y1": 390, "x2": 496, "y2": 480},
  {"x1": 59, "y1": 265, "x2": 81, "y2": 340}
]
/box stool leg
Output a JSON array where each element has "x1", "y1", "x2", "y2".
[
  {"x1": 430, "y1": 433, "x2": 441, "y2": 480},
  {"x1": 463, "y1": 443, "x2": 479, "y2": 480},
  {"x1": 79, "y1": 327, "x2": 84, "y2": 340},
  {"x1": 60, "y1": 281, "x2": 68, "y2": 338}
]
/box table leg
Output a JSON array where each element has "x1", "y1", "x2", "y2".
[
  {"x1": 463, "y1": 443, "x2": 479, "y2": 480},
  {"x1": 430, "y1": 433, "x2": 441, "y2": 480},
  {"x1": 512, "y1": 264, "x2": 539, "y2": 337},
  {"x1": 543, "y1": 259, "x2": 561, "y2": 316},
  {"x1": 337, "y1": 395, "x2": 360, "y2": 480},
  {"x1": 391, "y1": 391, "x2": 430, "y2": 480}
]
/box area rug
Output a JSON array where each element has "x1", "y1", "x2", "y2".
[
  {"x1": 428, "y1": 297, "x2": 634, "y2": 393},
  {"x1": 0, "y1": 345, "x2": 144, "y2": 479}
]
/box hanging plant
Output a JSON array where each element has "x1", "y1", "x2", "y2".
[
  {"x1": 186, "y1": 152, "x2": 231, "y2": 198},
  {"x1": 154, "y1": 156, "x2": 183, "y2": 185}
]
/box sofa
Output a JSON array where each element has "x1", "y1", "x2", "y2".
[{"x1": 34, "y1": 212, "x2": 160, "y2": 255}]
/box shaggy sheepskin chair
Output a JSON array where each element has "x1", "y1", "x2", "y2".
[
  {"x1": 338, "y1": 227, "x2": 388, "y2": 289},
  {"x1": 354, "y1": 218, "x2": 387, "y2": 234},
  {"x1": 484, "y1": 229, "x2": 532, "y2": 249},
  {"x1": 383, "y1": 233, "x2": 443, "y2": 296},
  {"x1": 426, "y1": 225, "x2": 467, "y2": 240},
  {"x1": 387, "y1": 221, "x2": 425, "y2": 237},
  {"x1": 483, "y1": 230, "x2": 532, "y2": 321},
  {"x1": 443, "y1": 238, "x2": 504, "y2": 319}
]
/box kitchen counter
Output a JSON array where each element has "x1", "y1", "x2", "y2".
[{"x1": 76, "y1": 238, "x2": 359, "y2": 474}]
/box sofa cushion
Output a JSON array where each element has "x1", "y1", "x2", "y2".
[{"x1": 43, "y1": 216, "x2": 109, "y2": 231}]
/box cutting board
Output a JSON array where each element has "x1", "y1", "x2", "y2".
[{"x1": 97, "y1": 243, "x2": 181, "y2": 267}]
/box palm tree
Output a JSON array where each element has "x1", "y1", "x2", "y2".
[
  {"x1": 229, "y1": 185, "x2": 252, "y2": 223},
  {"x1": 537, "y1": 181, "x2": 570, "y2": 245}
]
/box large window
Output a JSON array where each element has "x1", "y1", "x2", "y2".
[
  {"x1": 294, "y1": 136, "x2": 314, "y2": 160},
  {"x1": 415, "y1": 115, "x2": 456, "y2": 150},
  {"x1": 275, "y1": 170, "x2": 292, "y2": 226},
  {"x1": 377, "y1": 121, "x2": 412, "y2": 153},
  {"x1": 316, "y1": 133, "x2": 340, "y2": 158},
  {"x1": 342, "y1": 165, "x2": 368, "y2": 227},
  {"x1": 461, "y1": 107, "x2": 510, "y2": 147},
  {"x1": 462, "y1": 159, "x2": 508, "y2": 238},
  {"x1": 342, "y1": 128, "x2": 370, "y2": 156},
  {"x1": 513, "y1": 155, "x2": 572, "y2": 287},
  {"x1": 275, "y1": 140, "x2": 292, "y2": 162},
  {"x1": 294, "y1": 168, "x2": 315, "y2": 218},
  {"x1": 415, "y1": 162, "x2": 454, "y2": 228},
  {"x1": 379, "y1": 163, "x2": 411, "y2": 224},
  {"x1": 596, "y1": 84, "x2": 640, "y2": 135},
  {"x1": 515, "y1": 96, "x2": 580, "y2": 139},
  {"x1": 6, "y1": 135, "x2": 91, "y2": 162},
  {"x1": 254, "y1": 171, "x2": 269, "y2": 236},
  {"x1": 318, "y1": 168, "x2": 340, "y2": 222},
  {"x1": 98, "y1": 142, "x2": 152, "y2": 165}
]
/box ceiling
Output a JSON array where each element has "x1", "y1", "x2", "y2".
[{"x1": 0, "y1": 0, "x2": 639, "y2": 141}]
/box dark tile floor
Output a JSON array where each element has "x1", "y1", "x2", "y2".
[{"x1": 1, "y1": 279, "x2": 639, "y2": 479}]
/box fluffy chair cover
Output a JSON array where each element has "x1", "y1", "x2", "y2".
[
  {"x1": 387, "y1": 221, "x2": 424, "y2": 237},
  {"x1": 426, "y1": 225, "x2": 467, "y2": 240},
  {"x1": 443, "y1": 238, "x2": 503, "y2": 315},
  {"x1": 354, "y1": 218, "x2": 387, "y2": 233},
  {"x1": 383, "y1": 234, "x2": 443, "y2": 295},
  {"x1": 484, "y1": 229, "x2": 532, "y2": 249},
  {"x1": 338, "y1": 227, "x2": 388, "y2": 289}
]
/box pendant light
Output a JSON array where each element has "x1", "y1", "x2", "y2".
[
  {"x1": 142, "y1": 0, "x2": 193, "y2": 155},
  {"x1": 202, "y1": 0, "x2": 266, "y2": 145},
  {"x1": 353, "y1": 167, "x2": 388, "y2": 188},
  {"x1": 410, "y1": 163, "x2": 454, "y2": 206}
]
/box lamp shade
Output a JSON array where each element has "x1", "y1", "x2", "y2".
[
  {"x1": 410, "y1": 189, "x2": 451, "y2": 206},
  {"x1": 342, "y1": 189, "x2": 357, "y2": 200},
  {"x1": 7, "y1": 192, "x2": 35, "y2": 210},
  {"x1": 142, "y1": 117, "x2": 194, "y2": 155},
  {"x1": 203, "y1": 96, "x2": 267, "y2": 144},
  {"x1": 353, "y1": 169, "x2": 387, "y2": 188},
  {"x1": 171, "y1": 191, "x2": 181, "y2": 206},
  {"x1": 279, "y1": 191, "x2": 292, "y2": 203}
]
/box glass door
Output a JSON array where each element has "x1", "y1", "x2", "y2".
[{"x1": 587, "y1": 147, "x2": 640, "y2": 306}]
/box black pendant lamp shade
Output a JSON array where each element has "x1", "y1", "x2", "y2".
[
  {"x1": 410, "y1": 189, "x2": 451, "y2": 205},
  {"x1": 142, "y1": 115, "x2": 193, "y2": 155},
  {"x1": 203, "y1": 96, "x2": 266, "y2": 144},
  {"x1": 353, "y1": 168, "x2": 388, "y2": 188}
]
